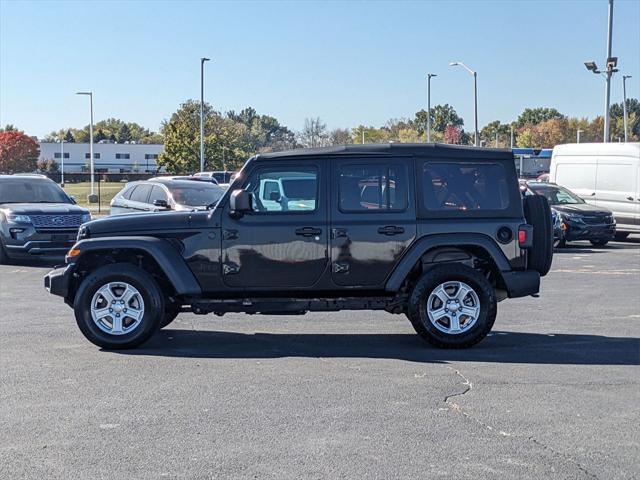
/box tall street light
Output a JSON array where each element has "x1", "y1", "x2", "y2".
[
  {"x1": 584, "y1": 0, "x2": 617, "y2": 142},
  {"x1": 76, "y1": 91, "x2": 95, "y2": 201},
  {"x1": 623, "y1": 75, "x2": 632, "y2": 142},
  {"x1": 426, "y1": 73, "x2": 437, "y2": 143},
  {"x1": 450, "y1": 61, "x2": 478, "y2": 146},
  {"x1": 577, "y1": 129, "x2": 583, "y2": 143},
  {"x1": 200, "y1": 57, "x2": 210, "y2": 173},
  {"x1": 59, "y1": 139, "x2": 65, "y2": 187}
]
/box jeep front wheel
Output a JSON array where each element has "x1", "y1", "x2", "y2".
[
  {"x1": 73, "y1": 263, "x2": 164, "y2": 349},
  {"x1": 406, "y1": 264, "x2": 497, "y2": 349}
]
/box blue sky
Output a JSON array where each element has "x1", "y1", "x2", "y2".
[{"x1": 1, "y1": 0, "x2": 639, "y2": 138}]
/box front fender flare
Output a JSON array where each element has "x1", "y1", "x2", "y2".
[{"x1": 70, "y1": 236, "x2": 201, "y2": 296}]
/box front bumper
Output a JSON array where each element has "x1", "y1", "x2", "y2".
[
  {"x1": 562, "y1": 221, "x2": 616, "y2": 242},
  {"x1": 44, "y1": 264, "x2": 75, "y2": 299},
  {"x1": 501, "y1": 269, "x2": 540, "y2": 298},
  {"x1": 3, "y1": 227, "x2": 78, "y2": 258}
]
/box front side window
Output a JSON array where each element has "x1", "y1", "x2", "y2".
[
  {"x1": 148, "y1": 186, "x2": 169, "y2": 204},
  {"x1": 245, "y1": 168, "x2": 317, "y2": 213},
  {"x1": 339, "y1": 164, "x2": 407, "y2": 212},
  {"x1": 422, "y1": 162, "x2": 509, "y2": 211}
]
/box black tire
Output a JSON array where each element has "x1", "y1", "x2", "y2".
[
  {"x1": 523, "y1": 195, "x2": 553, "y2": 276},
  {"x1": 614, "y1": 232, "x2": 629, "y2": 241},
  {"x1": 406, "y1": 264, "x2": 497, "y2": 349},
  {"x1": 0, "y1": 241, "x2": 9, "y2": 265},
  {"x1": 590, "y1": 239, "x2": 609, "y2": 247},
  {"x1": 74, "y1": 263, "x2": 165, "y2": 349},
  {"x1": 553, "y1": 238, "x2": 566, "y2": 248},
  {"x1": 160, "y1": 304, "x2": 180, "y2": 329}
]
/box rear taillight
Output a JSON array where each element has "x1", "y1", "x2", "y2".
[
  {"x1": 518, "y1": 229, "x2": 527, "y2": 245},
  {"x1": 518, "y1": 225, "x2": 533, "y2": 248}
]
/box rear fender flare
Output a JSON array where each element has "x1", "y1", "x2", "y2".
[{"x1": 385, "y1": 233, "x2": 511, "y2": 292}]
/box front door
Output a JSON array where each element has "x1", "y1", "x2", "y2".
[
  {"x1": 221, "y1": 161, "x2": 328, "y2": 289},
  {"x1": 330, "y1": 158, "x2": 416, "y2": 287}
]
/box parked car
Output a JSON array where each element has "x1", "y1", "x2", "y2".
[
  {"x1": 550, "y1": 142, "x2": 640, "y2": 240},
  {"x1": 528, "y1": 182, "x2": 616, "y2": 247},
  {"x1": 109, "y1": 178, "x2": 225, "y2": 215},
  {"x1": 0, "y1": 174, "x2": 91, "y2": 263},
  {"x1": 192, "y1": 171, "x2": 234, "y2": 184},
  {"x1": 45, "y1": 144, "x2": 552, "y2": 350}
]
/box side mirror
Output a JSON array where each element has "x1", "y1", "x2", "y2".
[
  {"x1": 229, "y1": 189, "x2": 252, "y2": 218},
  {"x1": 269, "y1": 191, "x2": 281, "y2": 202},
  {"x1": 153, "y1": 199, "x2": 171, "y2": 209}
]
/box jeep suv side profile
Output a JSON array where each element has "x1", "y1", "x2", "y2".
[{"x1": 44, "y1": 144, "x2": 552, "y2": 350}]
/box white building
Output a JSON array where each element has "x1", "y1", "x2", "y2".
[{"x1": 38, "y1": 142, "x2": 164, "y2": 173}]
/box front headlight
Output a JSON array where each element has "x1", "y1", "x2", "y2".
[
  {"x1": 81, "y1": 213, "x2": 92, "y2": 224},
  {"x1": 7, "y1": 214, "x2": 31, "y2": 224},
  {"x1": 560, "y1": 212, "x2": 582, "y2": 222}
]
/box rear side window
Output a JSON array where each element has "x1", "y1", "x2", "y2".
[
  {"x1": 422, "y1": 162, "x2": 509, "y2": 211},
  {"x1": 339, "y1": 165, "x2": 408, "y2": 212},
  {"x1": 129, "y1": 184, "x2": 152, "y2": 203}
]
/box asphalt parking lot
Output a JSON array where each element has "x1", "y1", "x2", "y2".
[{"x1": 1, "y1": 240, "x2": 639, "y2": 480}]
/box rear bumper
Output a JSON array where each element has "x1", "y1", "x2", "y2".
[
  {"x1": 502, "y1": 270, "x2": 540, "y2": 298},
  {"x1": 44, "y1": 264, "x2": 75, "y2": 299}
]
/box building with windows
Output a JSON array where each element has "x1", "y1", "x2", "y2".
[{"x1": 38, "y1": 142, "x2": 164, "y2": 173}]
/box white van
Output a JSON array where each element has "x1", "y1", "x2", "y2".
[{"x1": 550, "y1": 143, "x2": 640, "y2": 237}]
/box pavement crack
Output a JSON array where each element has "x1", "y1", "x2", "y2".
[{"x1": 442, "y1": 365, "x2": 599, "y2": 479}]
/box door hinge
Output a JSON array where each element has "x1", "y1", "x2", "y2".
[
  {"x1": 223, "y1": 263, "x2": 240, "y2": 275},
  {"x1": 333, "y1": 262, "x2": 349, "y2": 274},
  {"x1": 223, "y1": 229, "x2": 239, "y2": 240}
]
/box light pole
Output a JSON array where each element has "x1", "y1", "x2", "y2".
[
  {"x1": 362, "y1": 128, "x2": 365, "y2": 144},
  {"x1": 450, "y1": 61, "x2": 478, "y2": 146},
  {"x1": 584, "y1": 0, "x2": 617, "y2": 142},
  {"x1": 510, "y1": 125, "x2": 514, "y2": 149},
  {"x1": 76, "y1": 92, "x2": 95, "y2": 201},
  {"x1": 222, "y1": 146, "x2": 227, "y2": 171},
  {"x1": 60, "y1": 139, "x2": 65, "y2": 186},
  {"x1": 427, "y1": 73, "x2": 437, "y2": 142},
  {"x1": 623, "y1": 75, "x2": 632, "y2": 142},
  {"x1": 577, "y1": 129, "x2": 583, "y2": 143},
  {"x1": 200, "y1": 57, "x2": 210, "y2": 173}
]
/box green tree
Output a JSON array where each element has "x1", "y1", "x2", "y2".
[
  {"x1": 516, "y1": 107, "x2": 564, "y2": 127},
  {"x1": 480, "y1": 120, "x2": 511, "y2": 147},
  {"x1": 117, "y1": 123, "x2": 133, "y2": 143},
  {"x1": 64, "y1": 129, "x2": 75, "y2": 143}
]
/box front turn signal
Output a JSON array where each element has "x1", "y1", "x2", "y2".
[{"x1": 67, "y1": 248, "x2": 81, "y2": 258}]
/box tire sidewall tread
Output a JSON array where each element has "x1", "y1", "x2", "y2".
[{"x1": 74, "y1": 263, "x2": 164, "y2": 349}]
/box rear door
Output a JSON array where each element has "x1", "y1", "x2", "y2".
[
  {"x1": 221, "y1": 160, "x2": 328, "y2": 289},
  {"x1": 330, "y1": 157, "x2": 416, "y2": 287}
]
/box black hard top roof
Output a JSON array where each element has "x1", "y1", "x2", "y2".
[{"x1": 255, "y1": 143, "x2": 514, "y2": 161}]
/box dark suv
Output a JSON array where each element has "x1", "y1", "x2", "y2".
[
  {"x1": 44, "y1": 145, "x2": 552, "y2": 349},
  {"x1": 1, "y1": 175, "x2": 91, "y2": 263}
]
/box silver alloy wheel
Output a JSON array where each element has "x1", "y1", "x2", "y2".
[
  {"x1": 426, "y1": 281, "x2": 480, "y2": 335},
  {"x1": 90, "y1": 282, "x2": 145, "y2": 336}
]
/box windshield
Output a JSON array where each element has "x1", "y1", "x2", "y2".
[
  {"x1": 531, "y1": 185, "x2": 585, "y2": 205},
  {"x1": 0, "y1": 179, "x2": 71, "y2": 204},
  {"x1": 169, "y1": 184, "x2": 224, "y2": 207}
]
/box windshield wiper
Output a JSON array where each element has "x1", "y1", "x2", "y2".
[{"x1": 205, "y1": 200, "x2": 220, "y2": 210}]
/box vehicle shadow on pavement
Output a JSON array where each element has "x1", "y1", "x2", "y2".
[{"x1": 115, "y1": 329, "x2": 640, "y2": 366}]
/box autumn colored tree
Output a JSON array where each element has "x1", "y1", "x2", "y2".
[
  {"x1": 444, "y1": 125, "x2": 462, "y2": 144},
  {"x1": 0, "y1": 130, "x2": 40, "y2": 173}
]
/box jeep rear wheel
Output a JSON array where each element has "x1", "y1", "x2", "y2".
[
  {"x1": 74, "y1": 263, "x2": 164, "y2": 349},
  {"x1": 406, "y1": 264, "x2": 497, "y2": 349}
]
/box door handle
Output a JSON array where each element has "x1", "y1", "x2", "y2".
[
  {"x1": 377, "y1": 225, "x2": 405, "y2": 236},
  {"x1": 295, "y1": 227, "x2": 322, "y2": 237},
  {"x1": 590, "y1": 192, "x2": 596, "y2": 196},
  {"x1": 627, "y1": 196, "x2": 634, "y2": 201}
]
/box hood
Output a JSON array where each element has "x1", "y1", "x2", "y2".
[
  {"x1": 552, "y1": 203, "x2": 612, "y2": 215},
  {"x1": 86, "y1": 211, "x2": 195, "y2": 236},
  {"x1": 0, "y1": 202, "x2": 89, "y2": 215}
]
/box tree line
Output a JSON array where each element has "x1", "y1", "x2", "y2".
[{"x1": 3, "y1": 97, "x2": 638, "y2": 174}]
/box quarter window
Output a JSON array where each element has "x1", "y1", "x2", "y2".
[
  {"x1": 422, "y1": 162, "x2": 509, "y2": 211},
  {"x1": 339, "y1": 164, "x2": 407, "y2": 212}
]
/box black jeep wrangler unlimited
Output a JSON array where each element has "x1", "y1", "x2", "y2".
[{"x1": 45, "y1": 144, "x2": 552, "y2": 350}]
